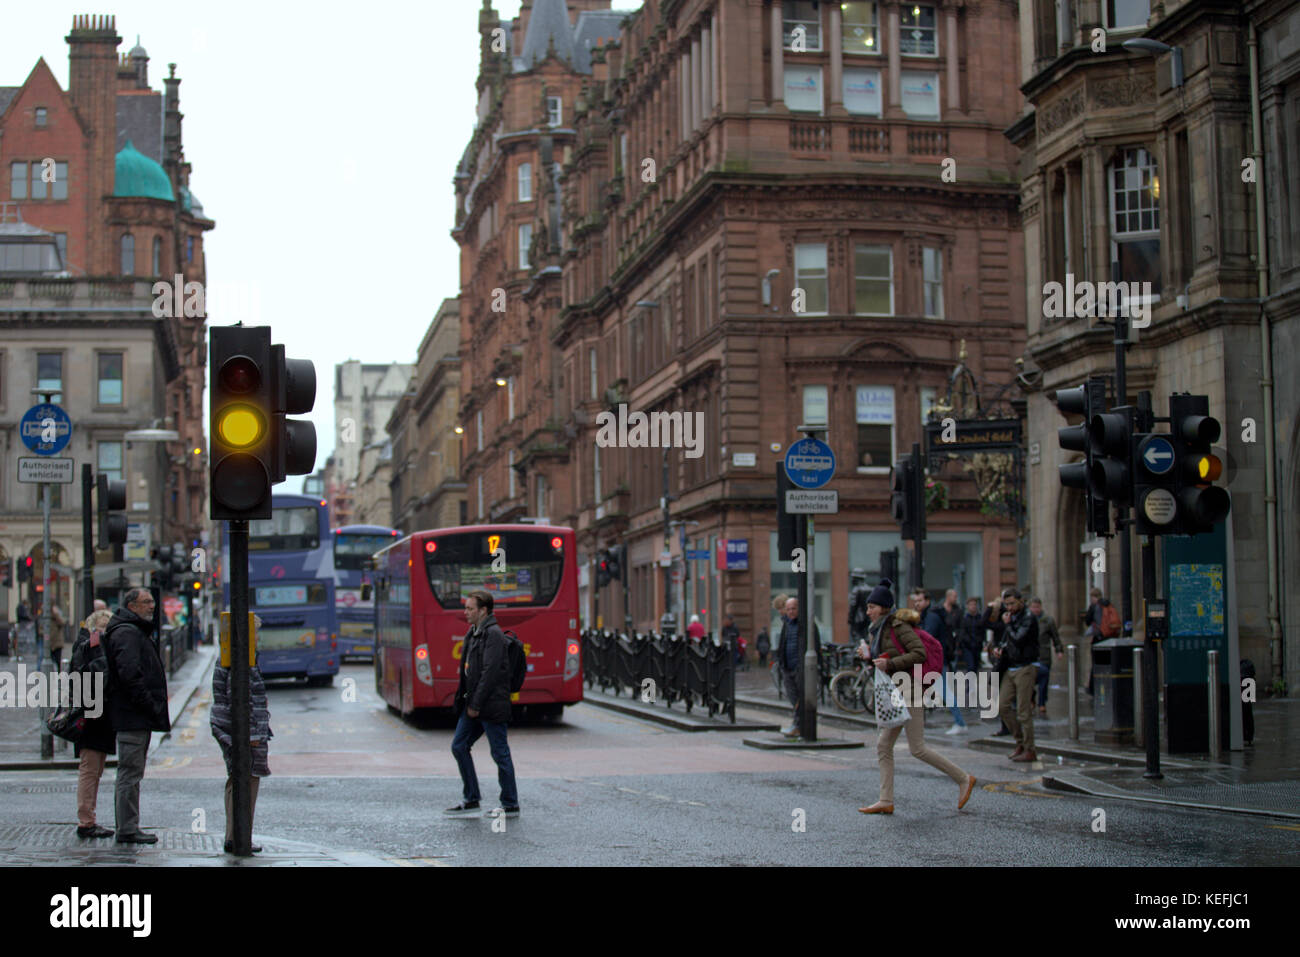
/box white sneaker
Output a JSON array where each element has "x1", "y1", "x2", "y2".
[{"x1": 945, "y1": 724, "x2": 967, "y2": 735}]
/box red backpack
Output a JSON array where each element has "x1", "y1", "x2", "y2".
[
  {"x1": 890, "y1": 626, "x2": 944, "y2": 682},
  {"x1": 1100, "y1": 604, "x2": 1121, "y2": 638}
]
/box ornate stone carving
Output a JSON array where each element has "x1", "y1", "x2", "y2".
[
  {"x1": 1089, "y1": 75, "x2": 1154, "y2": 110},
  {"x1": 1037, "y1": 87, "x2": 1083, "y2": 136}
]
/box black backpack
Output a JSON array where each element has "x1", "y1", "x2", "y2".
[{"x1": 503, "y1": 630, "x2": 527, "y2": 693}]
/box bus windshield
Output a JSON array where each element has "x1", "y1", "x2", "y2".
[
  {"x1": 424, "y1": 531, "x2": 564, "y2": 609},
  {"x1": 334, "y1": 534, "x2": 397, "y2": 571},
  {"x1": 249, "y1": 507, "x2": 320, "y2": 551}
]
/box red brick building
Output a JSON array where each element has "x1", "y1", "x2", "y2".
[
  {"x1": 0, "y1": 15, "x2": 213, "y2": 550},
  {"x1": 455, "y1": 0, "x2": 1026, "y2": 641}
]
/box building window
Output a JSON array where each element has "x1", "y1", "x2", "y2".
[
  {"x1": 794, "y1": 243, "x2": 829, "y2": 315},
  {"x1": 98, "y1": 441, "x2": 123, "y2": 483},
  {"x1": 508, "y1": 449, "x2": 517, "y2": 499},
  {"x1": 35, "y1": 107, "x2": 47, "y2": 127},
  {"x1": 843, "y1": 68, "x2": 883, "y2": 115},
  {"x1": 120, "y1": 234, "x2": 135, "y2": 276},
  {"x1": 589, "y1": 347, "x2": 598, "y2": 400},
  {"x1": 518, "y1": 223, "x2": 532, "y2": 270},
  {"x1": 477, "y1": 474, "x2": 484, "y2": 519},
  {"x1": 802, "y1": 385, "x2": 828, "y2": 427},
  {"x1": 854, "y1": 244, "x2": 893, "y2": 315},
  {"x1": 1105, "y1": 0, "x2": 1150, "y2": 30},
  {"x1": 37, "y1": 352, "x2": 62, "y2": 405},
  {"x1": 52, "y1": 162, "x2": 67, "y2": 200},
  {"x1": 536, "y1": 474, "x2": 547, "y2": 517},
  {"x1": 900, "y1": 71, "x2": 940, "y2": 118},
  {"x1": 507, "y1": 376, "x2": 515, "y2": 420},
  {"x1": 783, "y1": 1, "x2": 822, "y2": 50},
  {"x1": 546, "y1": 96, "x2": 562, "y2": 127},
  {"x1": 920, "y1": 386, "x2": 939, "y2": 428},
  {"x1": 152, "y1": 237, "x2": 162, "y2": 275},
  {"x1": 1108, "y1": 147, "x2": 1162, "y2": 295},
  {"x1": 593, "y1": 443, "x2": 602, "y2": 501},
  {"x1": 186, "y1": 236, "x2": 194, "y2": 263},
  {"x1": 518, "y1": 162, "x2": 532, "y2": 202},
  {"x1": 842, "y1": 2, "x2": 880, "y2": 54},
  {"x1": 899, "y1": 4, "x2": 938, "y2": 56},
  {"x1": 459, "y1": 500, "x2": 468, "y2": 525},
  {"x1": 784, "y1": 66, "x2": 824, "y2": 114},
  {"x1": 97, "y1": 353, "x2": 124, "y2": 405},
  {"x1": 856, "y1": 386, "x2": 895, "y2": 470},
  {"x1": 476, "y1": 409, "x2": 484, "y2": 452},
  {"x1": 10, "y1": 162, "x2": 27, "y2": 200},
  {"x1": 30, "y1": 162, "x2": 46, "y2": 200},
  {"x1": 923, "y1": 247, "x2": 944, "y2": 318},
  {"x1": 54, "y1": 233, "x2": 67, "y2": 269}
]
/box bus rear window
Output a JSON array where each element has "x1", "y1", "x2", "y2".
[
  {"x1": 424, "y1": 531, "x2": 564, "y2": 609},
  {"x1": 253, "y1": 583, "x2": 326, "y2": 606},
  {"x1": 334, "y1": 534, "x2": 397, "y2": 571},
  {"x1": 249, "y1": 507, "x2": 320, "y2": 551}
]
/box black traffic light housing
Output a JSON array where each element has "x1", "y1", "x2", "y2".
[
  {"x1": 606, "y1": 544, "x2": 624, "y2": 582},
  {"x1": 889, "y1": 454, "x2": 924, "y2": 542},
  {"x1": 18, "y1": 555, "x2": 33, "y2": 584},
  {"x1": 0, "y1": 558, "x2": 10, "y2": 588},
  {"x1": 210, "y1": 326, "x2": 275, "y2": 520},
  {"x1": 1055, "y1": 377, "x2": 1111, "y2": 536},
  {"x1": 96, "y1": 473, "x2": 128, "y2": 549},
  {"x1": 150, "y1": 544, "x2": 175, "y2": 590},
  {"x1": 1089, "y1": 406, "x2": 1135, "y2": 507},
  {"x1": 775, "y1": 463, "x2": 799, "y2": 561},
  {"x1": 1133, "y1": 432, "x2": 1179, "y2": 535},
  {"x1": 1169, "y1": 394, "x2": 1230, "y2": 534},
  {"x1": 270, "y1": 343, "x2": 318, "y2": 482},
  {"x1": 596, "y1": 549, "x2": 612, "y2": 588}
]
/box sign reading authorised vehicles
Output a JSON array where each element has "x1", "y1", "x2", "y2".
[
  {"x1": 785, "y1": 489, "x2": 839, "y2": 514},
  {"x1": 17, "y1": 456, "x2": 74, "y2": 484}
]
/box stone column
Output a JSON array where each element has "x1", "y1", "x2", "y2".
[
  {"x1": 681, "y1": 52, "x2": 690, "y2": 140},
  {"x1": 829, "y1": 2, "x2": 844, "y2": 112},
  {"x1": 711, "y1": 14, "x2": 721, "y2": 111},
  {"x1": 887, "y1": 2, "x2": 901, "y2": 110},
  {"x1": 946, "y1": 4, "x2": 959, "y2": 111},
  {"x1": 702, "y1": 20, "x2": 713, "y2": 117},
  {"x1": 771, "y1": 1, "x2": 785, "y2": 105}
]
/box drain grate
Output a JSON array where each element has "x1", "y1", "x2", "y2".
[
  {"x1": 0, "y1": 824, "x2": 300, "y2": 853},
  {"x1": 17, "y1": 785, "x2": 78, "y2": 794}
]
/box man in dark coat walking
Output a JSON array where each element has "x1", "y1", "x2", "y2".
[
  {"x1": 445, "y1": 590, "x2": 518, "y2": 816},
  {"x1": 778, "y1": 596, "x2": 821, "y2": 739},
  {"x1": 104, "y1": 588, "x2": 170, "y2": 844}
]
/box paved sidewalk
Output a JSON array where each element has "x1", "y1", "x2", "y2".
[
  {"x1": 0, "y1": 823, "x2": 392, "y2": 866},
  {"x1": 0, "y1": 641, "x2": 217, "y2": 771}
]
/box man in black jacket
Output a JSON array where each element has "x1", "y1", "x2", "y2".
[
  {"x1": 104, "y1": 588, "x2": 170, "y2": 844},
  {"x1": 446, "y1": 590, "x2": 519, "y2": 816},
  {"x1": 990, "y1": 589, "x2": 1040, "y2": 762},
  {"x1": 778, "y1": 597, "x2": 821, "y2": 738}
]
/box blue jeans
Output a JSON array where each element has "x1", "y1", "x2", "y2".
[
  {"x1": 1036, "y1": 661, "x2": 1051, "y2": 709},
  {"x1": 936, "y1": 667, "x2": 966, "y2": 727},
  {"x1": 451, "y1": 712, "x2": 518, "y2": 808}
]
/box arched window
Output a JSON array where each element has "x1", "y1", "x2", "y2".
[
  {"x1": 152, "y1": 237, "x2": 162, "y2": 275},
  {"x1": 120, "y1": 234, "x2": 135, "y2": 276}
]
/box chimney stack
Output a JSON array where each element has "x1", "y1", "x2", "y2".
[{"x1": 66, "y1": 14, "x2": 121, "y2": 275}]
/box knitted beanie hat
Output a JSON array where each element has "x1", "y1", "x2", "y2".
[{"x1": 867, "y1": 578, "x2": 896, "y2": 609}]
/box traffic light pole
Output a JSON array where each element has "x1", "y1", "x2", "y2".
[
  {"x1": 81, "y1": 465, "x2": 94, "y2": 631},
  {"x1": 1114, "y1": 314, "x2": 1134, "y2": 638},
  {"x1": 1136, "y1": 391, "x2": 1162, "y2": 778},
  {"x1": 39, "y1": 481, "x2": 53, "y2": 759},
  {"x1": 228, "y1": 520, "x2": 253, "y2": 856},
  {"x1": 911, "y1": 441, "x2": 925, "y2": 590}
]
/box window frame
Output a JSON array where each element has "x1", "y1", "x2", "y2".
[
  {"x1": 794, "y1": 242, "x2": 829, "y2": 316},
  {"x1": 518, "y1": 162, "x2": 533, "y2": 202},
  {"x1": 922, "y1": 246, "x2": 944, "y2": 318},
  {"x1": 36, "y1": 351, "x2": 63, "y2": 405},
  {"x1": 152, "y1": 237, "x2": 162, "y2": 276},
  {"x1": 96, "y1": 351, "x2": 125, "y2": 406},
  {"x1": 10, "y1": 161, "x2": 27, "y2": 200},
  {"x1": 120, "y1": 233, "x2": 135, "y2": 276},
  {"x1": 783, "y1": 65, "x2": 825, "y2": 115},
  {"x1": 1107, "y1": 146, "x2": 1162, "y2": 304},
  {"x1": 853, "y1": 243, "x2": 895, "y2": 316},
  {"x1": 1104, "y1": 0, "x2": 1151, "y2": 31},
  {"x1": 802, "y1": 384, "x2": 829, "y2": 428},
  {"x1": 843, "y1": 67, "x2": 884, "y2": 116},
  {"x1": 855, "y1": 385, "x2": 896, "y2": 474},
  {"x1": 842, "y1": 2, "x2": 882, "y2": 56},
  {"x1": 34, "y1": 107, "x2": 47, "y2": 127},
  {"x1": 546, "y1": 96, "x2": 562, "y2": 128},
  {"x1": 783, "y1": 0, "x2": 823, "y2": 51},
  {"x1": 30, "y1": 162, "x2": 47, "y2": 200},
  {"x1": 518, "y1": 222, "x2": 532, "y2": 270},
  {"x1": 900, "y1": 70, "x2": 941, "y2": 119},
  {"x1": 899, "y1": 4, "x2": 939, "y2": 57},
  {"x1": 97, "y1": 439, "x2": 124, "y2": 484}
]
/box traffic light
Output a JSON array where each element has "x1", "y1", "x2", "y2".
[
  {"x1": 1168, "y1": 394, "x2": 1230, "y2": 534},
  {"x1": 210, "y1": 326, "x2": 275, "y2": 520},
  {"x1": 1133, "y1": 431, "x2": 1179, "y2": 536},
  {"x1": 607, "y1": 544, "x2": 624, "y2": 582},
  {"x1": 596, "y1": 549, "x2": 612, "y2": 588},
  {"x1": 171, "y1": 542, "x2": 187, "y2": 583},
  {"x1": 270, "y1": 343, "x2": 317, "y2": 483},
  {"x1": 1055, "y1": 377, "x2": 1110, "y2": 536},
  {"x1": 889, "y1": 454, "x2": 923, "y2": 542},
  {"x1": 96, "y1": 473, "x2": 128, "y2": 549},
  {"x1": 151, "y1": 544, "x2": 175, "y2": 589},
  {"x1": 18, "y1": 555, "x2": 33, "y2": 584},
  {"x1": 1089, "y1": 406, "x2": 1135, "y2": 507},
  {"x1": 0, "y1": 559, "x2": 10, "y2": 588}
]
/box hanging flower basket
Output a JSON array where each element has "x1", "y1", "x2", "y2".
[{"x1": 925, "y1": 477, "x2": 948, "y2": 513}]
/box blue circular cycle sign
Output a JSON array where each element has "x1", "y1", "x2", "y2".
[
  {"x1": 784, "y1": 437, "x2": 836, "y2": 489},
  {"x1": 20, "y1": 403, "x2": 73, "y2": 456}
]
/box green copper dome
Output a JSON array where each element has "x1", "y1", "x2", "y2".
[{"x1": 113, "y1": 140, "x2": 174, "y2": 201}]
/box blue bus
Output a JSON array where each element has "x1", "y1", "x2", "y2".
[
  {"x1": 331, "y1": 523, "x2": 400, "y2": 660},
  {"x1": 220, "y1": 493, "x2": 339, "y2": 685}
]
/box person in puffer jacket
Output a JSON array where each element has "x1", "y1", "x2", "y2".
[
  {"x1": 211, "y1": 622, "x2": 272, "y2": 854},
  {"x1": 856, "y1": 579, "x2": 976, "y2": 816}
]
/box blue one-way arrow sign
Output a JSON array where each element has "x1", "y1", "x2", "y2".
[{"x1": 1140, "y1": 435, "x2": 1175, "y2": 475}]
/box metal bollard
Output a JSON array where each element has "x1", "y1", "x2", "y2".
[
  {"x1": 1208, "y1": 649, "x2": 1221, "y2": 761},
  {"x1": 1133, "y1": 648, "x2": 1143, "y2": 750},
  {"x1": 1067, "y1": 643, "x2": 1079, "y2": 741}
]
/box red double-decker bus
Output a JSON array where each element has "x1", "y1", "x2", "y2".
[{"x1": 372, "y1": 524, "x2": 582, "y2": 718}]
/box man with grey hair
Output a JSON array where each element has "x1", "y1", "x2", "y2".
[{"x1": 104, "y1": 587, "x2": 171, "y2": 844}]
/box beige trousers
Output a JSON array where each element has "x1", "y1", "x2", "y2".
[
  {"x1": 76, "y1": 748, "x2": 108, "y2": 827},
  {"x1": 999, "y1": 665, "x2": 1038, "y2": 751},
  {"x1": 876, "y1": 708, "x2": 968, "y2": 804}
]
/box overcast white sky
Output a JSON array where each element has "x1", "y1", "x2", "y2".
[{"x1": 1, "y1": 0, "x2": 535, "y2": 490}]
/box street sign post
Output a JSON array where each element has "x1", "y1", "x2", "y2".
[
  {"x1": 788, "y1": 431, "x2": 835, "y2": 744},
  {"x1": 17, "y1": 457, "x2": 74, "y2": 484}
]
